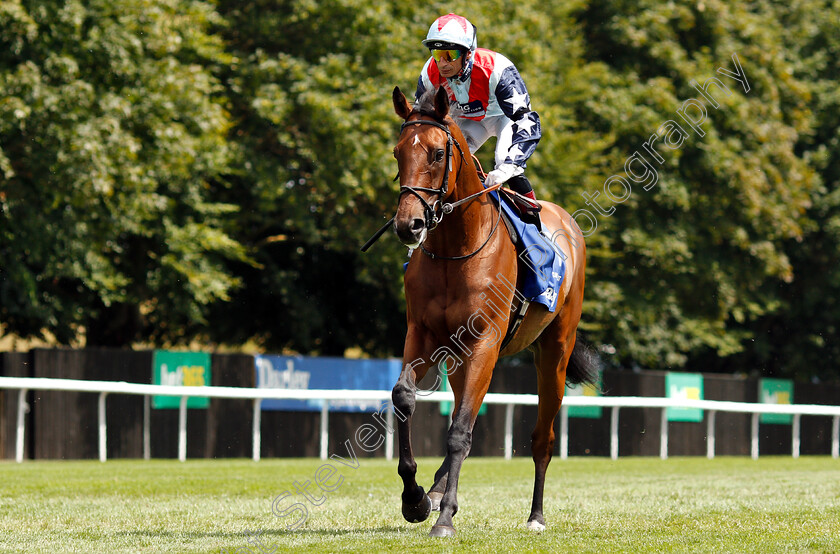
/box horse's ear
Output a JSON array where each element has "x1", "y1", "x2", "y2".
[
  {"x1": 434, "y1": 86, "x2": 450, "y2": 120},
  {"x1": 393, "y1": 86, "x2": 412, "y2": 120}
]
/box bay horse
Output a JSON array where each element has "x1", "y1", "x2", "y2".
[{"x1": 389, "y1": 86, "x2": 598, "y2": 537}]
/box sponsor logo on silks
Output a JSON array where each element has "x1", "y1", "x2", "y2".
[{"x1": 456, "y1": 99, "x2": 485, "y2": 118}]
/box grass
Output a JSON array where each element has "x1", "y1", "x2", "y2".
[{"x1": 1, "y1": 456, "x2": 839, "y2": 553}]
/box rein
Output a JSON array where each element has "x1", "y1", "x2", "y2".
[{"x1": 420, "y1": 196, "x2": 503, "y2": 260}]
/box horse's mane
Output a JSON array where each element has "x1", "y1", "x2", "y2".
[{"x1": 413, "y1": 89, "x2": 449, "y2": 122}]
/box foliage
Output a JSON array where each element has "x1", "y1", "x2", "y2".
[
  {"x1": 718, "y1": 0, "x2": 840, "y2": 379},
  {"x1": 569, "y1": 0, "x2": 820, "y2": 371},
  {"x1": 1, "y1": 0, "x2": 840, "y2": 379},
  {"x1": 0, "y1": 0, "x2": 247, "y2": 345}
]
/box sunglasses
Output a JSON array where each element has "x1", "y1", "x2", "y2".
[{"x1": 431, "y1": 49, "x2": 463, "y2": 63}]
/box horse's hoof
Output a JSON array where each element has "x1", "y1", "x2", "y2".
[
  {"x1": 428, "y1": 492, "x2": 443, "y2": 511},
  {"x1": 526, "y1": 520, "x2": 546, "y2": 532},
  {"x1": 429, "y1": 524, "x2": 456, "y2": 538},
  {"x1": 401, "y1": 491, "x2": 431, "y2": 523}
]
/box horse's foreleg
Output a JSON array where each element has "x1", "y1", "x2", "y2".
[
  {"x1": 427, "y1": 411, "x2": 471, "y2": 537},
  {"x1": 428, "y1": 366, "x2": 464, "y2": 511},
  {"x1": 392, "y1": 368, "x2": 432, "y2": 523},
  {"x1": 429, "y1": 361, "x2": 493, "y2": 538}
]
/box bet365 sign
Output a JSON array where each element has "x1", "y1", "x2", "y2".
[
  {"x1": 152, "y1": 350, "x2": 211, "y2": 409},
  {"x1": 666, "y1": 372, "x2": 704, "y2": 422},
  {"x1": 759, "y1": 378, "x2": 793, "y2": 424}
]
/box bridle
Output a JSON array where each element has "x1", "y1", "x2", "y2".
[
  {"x1": 360, "y1": 116, "x2": 505, "y2": 257},
  {"x1": 396, "y1": 118, "x2": 503, "y2": 261},
  {"x1": 397, "y1": 118, "x2": 464, "y2": 231}
]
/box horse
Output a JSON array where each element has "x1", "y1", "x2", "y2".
[{"x1": 388, "y1": 85, "x2": 598, "y2": 538}]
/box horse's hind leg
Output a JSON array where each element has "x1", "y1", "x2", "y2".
[
  {"x1": 527, "y1": 330, "x2": 577, "y2": 531},
  {"x1": 428, "y1": 458, "x2": 449, "y2": 511}
]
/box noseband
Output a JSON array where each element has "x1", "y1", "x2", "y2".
[{"x1": 397, "y1": 119, "x2": 465, "y2": 230}]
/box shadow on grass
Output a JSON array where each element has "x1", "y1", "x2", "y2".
[{"x1": 114, "y1": 525, "x2": 409, "y2": 540}]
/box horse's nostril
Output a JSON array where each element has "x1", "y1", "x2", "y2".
[{"x1": 394, "y1": 216, "x2": 428, "y2": 246}]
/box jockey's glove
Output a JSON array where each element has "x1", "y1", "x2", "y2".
[{"x1": 484, "y1": 163, "x2": 524, "y2": 188}]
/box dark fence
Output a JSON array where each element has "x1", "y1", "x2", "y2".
[{"x1": 2, "y1": 348, "x2": 839, "y2": 460}]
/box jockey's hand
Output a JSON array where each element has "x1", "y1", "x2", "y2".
[{"x1": 484, "y1": 163, "x2": 522, "y2": 188}]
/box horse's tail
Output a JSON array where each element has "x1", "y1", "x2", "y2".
[{"x1": 566, "y1": 332, "x2": 601, "y2": 386}]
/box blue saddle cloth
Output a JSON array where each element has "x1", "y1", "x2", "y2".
[
  {"x1": 492, "y1": 190, "x2": 565, "y2": 312},
  {"x1": 402, "y1": 190, "x2": 566, "y2": 312}
]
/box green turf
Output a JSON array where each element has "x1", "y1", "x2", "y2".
[{"x1": 1, "y1": 456, "x2": 838, "y2": 553}]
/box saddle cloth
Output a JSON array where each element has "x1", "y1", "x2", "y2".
[{"x1": 492, "y1": 189, "x2": 565, "y2": 312}]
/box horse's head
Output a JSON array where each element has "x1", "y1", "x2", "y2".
[{"x1": 391, "y1": 86, "x2": 461, "y2": 248}]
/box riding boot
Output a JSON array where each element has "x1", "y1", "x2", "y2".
[{"x1": 507, "y1": 174, "x2": 541, "y2": 227}]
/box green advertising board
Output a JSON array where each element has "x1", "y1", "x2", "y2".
[
  {"x1": 759, "y1": 378, "x2": 793, "y2": 424},
  {"x1": 666, "y1": 372, "x2": 704, "y2": 422},
  {"x1": 152, "y1": 350, "x2": 211, "y2": 409},
  {"x1": 439, "y1": 375, "x2": 487, "y2": 416},
  {"x1": 564, "y1": 374, "x2": 603, "y2": 418}
]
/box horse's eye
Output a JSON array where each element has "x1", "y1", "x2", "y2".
[{"x1": 434, "y1": 149, "x2": 445, "y2": 162}]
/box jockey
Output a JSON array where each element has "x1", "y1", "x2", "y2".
[{"x1": 416, "y1": 13, "x2": 542, "y2": 223}]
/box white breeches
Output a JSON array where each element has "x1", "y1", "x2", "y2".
[{"x1": 455, "y1": 115, "x2": 519, "y2": 171}]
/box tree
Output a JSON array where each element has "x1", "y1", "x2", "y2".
[
  {"x1": 206, "y1": 1, "x2": 626, "y2": 356},
  {"x1": 0, "y1": 0, "x2": 248, "y2": 346},
  {"x1": 567, "y1": 0, "x2": 819, "y2": 370},
  {"x1": 720, "y1": 0, "x2": 840, "y2": 380},
  {"x1": 3, "y1": 0, "x2": 840, "y2": 384},
  {"x1": 206, "y1": 1, "x2": 436, "y2": 355}
]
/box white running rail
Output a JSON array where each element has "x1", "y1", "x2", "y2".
[{"x1": 1, "y1": 376, "x2": 838, "y2": 463}]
